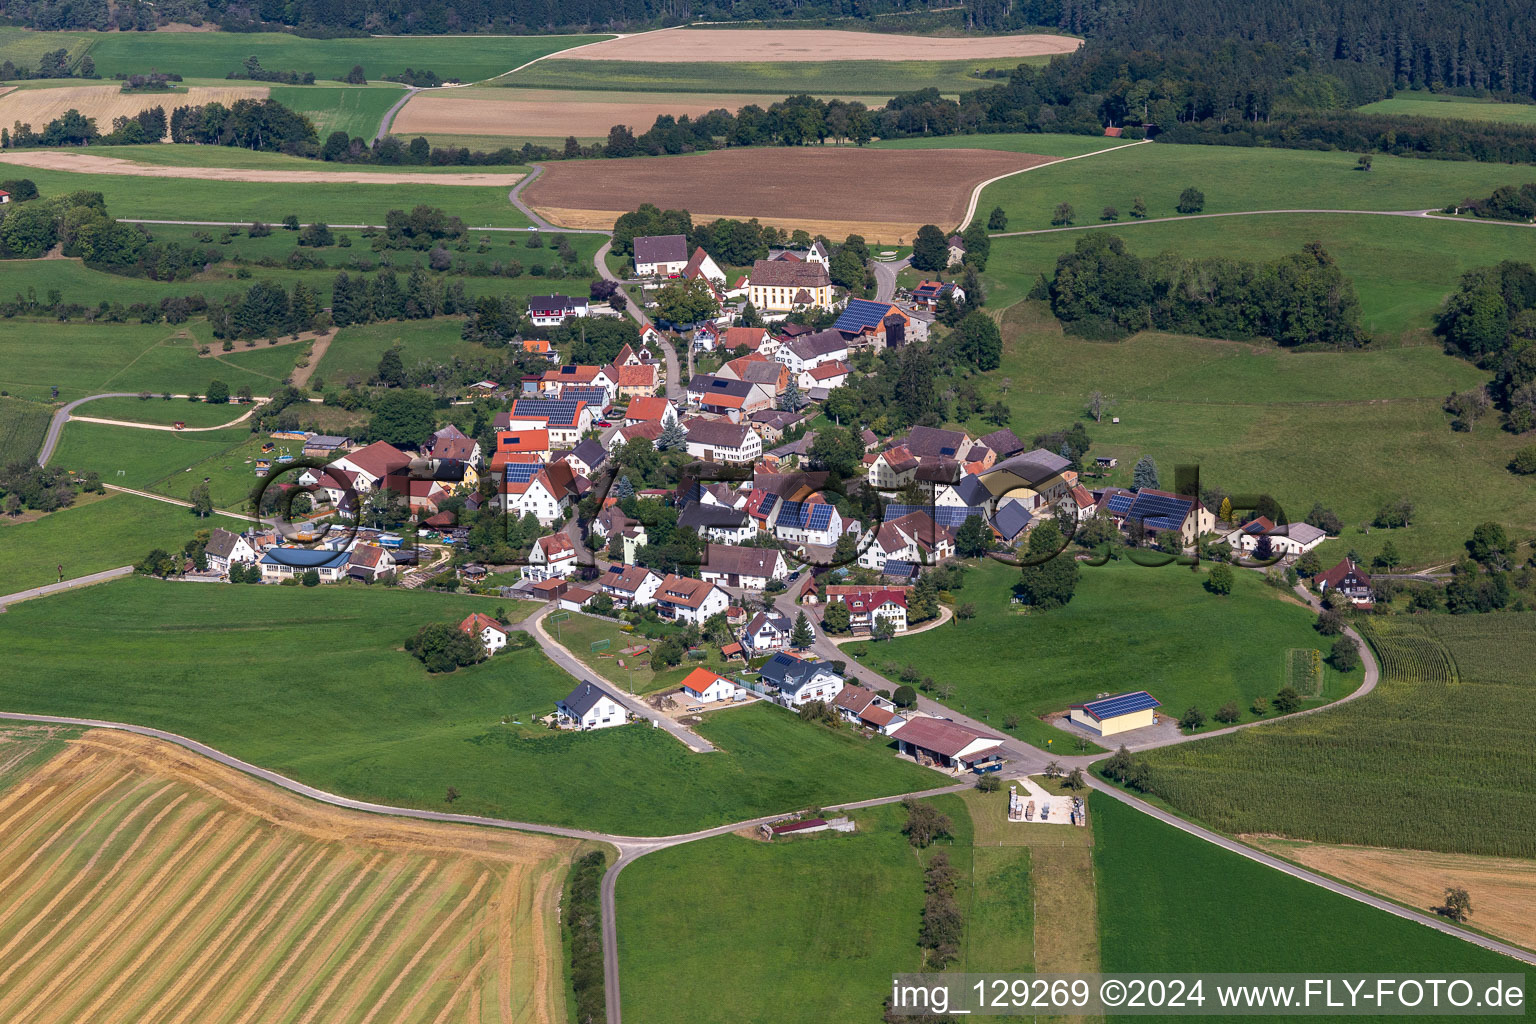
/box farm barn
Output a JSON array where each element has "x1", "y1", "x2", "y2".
[{"x1": 1069, "y1": 690, "x2": 1161, "y2": 736}]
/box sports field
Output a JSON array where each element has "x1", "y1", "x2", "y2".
[
  {"x1": 971, "y1": 303, "x2": 1526, "y2": 566},
  {"x1": 1093, "y1": 795, "x2": 1528, "y2": 989},
  {"x1": 850, "y1": 558, "x2": 1345, "y2": 750},
  {"x1": 0, "y1": 726, "x2": 577, "y2": 1024},
  {"x1": 1357, "y1": 92, "x2": 1536, "y2": 125},
  {"x1": 522, "y1": 146, "x2": 1056, "y2": 240},
  {"x1": 0, "y1": 28, "x2": 604, "y2": 83},
  {"x1": 0, "y1": 579, "x2": 941, "y2": 834},
  {"x1": 1132, "y1": 615, "x2": 1536, "y2": 859}
]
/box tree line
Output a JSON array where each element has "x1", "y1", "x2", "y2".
[
  {"x1": 1048, "y1": 233, "x2": 1369, "y2": 348},
  {"x1": 1, "y1": 97, "x2": 317, "y2": 153},
  {"x1": 1435, "y1": 260, "x2": 1536, "y2": 436}
]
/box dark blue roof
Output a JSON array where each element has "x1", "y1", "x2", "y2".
[
  {"x1": 993, "y1": 499, "x2": 1033, "y2": 541},
  {"x1": 884, "y1": 504, "x2": 988, "y2": 528},
  {"x1": 561, "y1": 680, "x2": 621, "y2": 717},
  {"x1": 259, "y1": 548, "x2": 350, "y2": 569},
  {"x1": 758, "y1": 652, "x2": 828, "y2": 691},
  {"x1": 833, "y1": 299, "x2": 895, "y2": 334},
  {"x1": 1074, "y1": 691, "x2": 1161, "y2": 721},
  {"x1": 776, "y1": 500, "x2": 833, "y2": 531}
]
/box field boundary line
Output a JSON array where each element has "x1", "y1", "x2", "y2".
[
  {"x1": 474, "y1": 29, "x2": 668, "y2": 88},
  {"x1": 989, "y1": 205, "x2": 1536, "y2": 239},
  {"x1": 957, "y1": 139, "x2": 1150, "y2": 232}
]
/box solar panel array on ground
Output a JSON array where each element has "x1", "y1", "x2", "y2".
[
  {"x1": 1080, "y1": 690, "x2": 1161, "y2": 719},
  {"x1": 883, "y1": 503, "x2": 990, "y2": 528},
  {"x1": 833, "y1": 299, "x2": 893, "y2": 334}
]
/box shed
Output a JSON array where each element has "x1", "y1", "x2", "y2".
[{"x1": 1069, "y1": 691, "x2": 1161, "y2": 736}]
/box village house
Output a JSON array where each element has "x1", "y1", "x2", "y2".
[
  {"x1": 503, "y1": 397, "x2": 593, "y2": 447},
  {"x1": 1096, "y1": 487, "x2": 1216, "y2": 548},
  {"x1": 622, "y1": 396, "x2": 678, "y2": 429},
  {"x1": 502, "y1": 462, "x2": 581, "y2": 525},
  {"x1": 527, "y1": 294, "x2": 589, "y2": 327},
  {"x1": 561, "y1": 439, "x2": 608, "y2": 479},
  {"x1": 746, "y1": 259, "x2": 833, "y2": 313},
  {"x1": 908, "y1": 280, "x2": 967, "y2": 312},
  {"x1": 522, "y1": 533, "x2": 579, "y2": 581},
  {"x1": 758, "y1": 652, "x2": 843, "y2": 707},
  {"x1": 892, "y1": 717, "x2": 1004, "y2": 773},
  {"x1": 699, "y1": 544, "x2": 788, "y2": 590},
  {"x1": 346, "y1": 543, "x2": 396, "y2": 583},
  {"x1": 326, "y1": 440, "x2": 413, "y2": 492},
  {"x1": 832, "y1": 298, "x2": 909, "y2": 348},
  {"x1": 596, "y1": 564, "x2": 664, "y2": 608},
  {"x1": 720, "y1": 326, "x2": 774, "y2": 355},
  {"x1": 746, "y1": 409, "x2": 802, "y2": 444},
  {"x1": 775, "y1": 329, "x2": 849, "y2": 376},
  {"x1": 831, "y1": 684, "x2": 906, "y2": 735},
  {"x1": 687, "y1": 374, "x2": 773, "y2": 417},
  {"x1": 1226, "y1": 518, "x2": 1328, "y2": 557},
  {"x1": 1316, "y1": 558, "x2": 1375, "y2": 606},
  {"x1": 945, "y1": 234, "x2": 967, "y2": 269},
  {"x1": 741, "y1": 610, "x2": 794, "y2": 654},
  {"x1": 859, "y1": 510, "x2": 954, "y2": 572},
  {"x1": 825, "y1": 586, "x2": 909, "y2": 635},
  {"x1": 767, "y1": 496, "x2": 844, "y2": 547},
  {"x1": 679, "y1": 666, "x2": 738, "y2": 704},
  {"x1": 719, "y1": 354, "x2": 790, "y2": 397},
  {"x1": 653, "y1": 574, "x2": 731, "y2": 625},
  {"x1": 613, "y1": 362, "x2": 660, "y2": 399},
  {"x1": 458, "y1": 612, "x2": 510, "y2": 654},
  {"x1": 799, "y1": 360, "x2": 850, "y2": 392},
  {"x1": 257, "y1": 547, "x2": 352, "y2": 584},
  {"x1": 632, "y1": 234, "x2": 691, "y2": 277},
  {"x1": 426, "y1": 424, "x2": 481, "y2": 469},
  {"x1": 867, "y1": 445, "x2": 919, "y2": 490},
  {"x1": 557, "y1": 681, "x2": 628, "y2": 730},
  {"x1": 204, "y1": 528, "x2": 258, "y2": 576},
  {"x1": 684, "y1": 418, "x2": 763, "y2": 464},
  {"x1": 678, "y1": 502, "x2": 756, "y2": 544}
]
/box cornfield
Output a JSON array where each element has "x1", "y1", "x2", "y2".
[
  {"x1": 1283, "y1": 647, "x2": 1325, "y2": 697},
  {"x1": 1137, "y1": 615, "x2": 1536, "y2": 858}
]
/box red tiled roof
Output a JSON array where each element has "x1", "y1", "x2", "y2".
[
  {"x1": 459, "y1": 612, "x2": 507, "y2": 637},
  {"x1": 680, "y1": 666, "x2": 729, "y2": 695}
]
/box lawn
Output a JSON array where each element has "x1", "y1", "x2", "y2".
[
  {"x1": 1132, "y1": 615, "x2": 1536, "y2": 859},
  {"x1": 1357, "y1": 92, "x2": 1536, "y2": 125},
  {"x1": 48, "y1": 419, "x2": 252, "y2": 493},
  {"x1": 9, "y1": 166, "x2": 528, "y2": 228},
  {"x1": 70, "y1": 393, "x2": 257, "y2": 427},
  {"x1": 500, "y1": 56, "x2": 1042, "y2": 95},
  {"x1": 0, "y1": 29, "x2": 607, "y2": 83},
  {"x1": 0, "y1": 394, "x2": 51, "y2": 464},
  {"x1": 849, "y1": 559, "x2": 1347, "y2": 751},
  {"x1": 1093, "y1": 796, "x2": 1529, "y2": 1008},
  {"x1": 617, "y1": 796, "x2": 969, "y2": 1024},
  {"x1": 970, "y1": 303, "x2": 1528, "y2": 566},
  {"x1": 0, "y1": 579, "x2": 943, "y2": 834},
  {"x1": 873, "y1": 131, "x2": 1137, "y2": 158},
  {"x1": 315, "y1": 318, "x2": 485, "y2": 385},
  {"x1": 977, "y1": 143, "x2": 1530, "y2": 232},
  {"x1": 153, "y1": 433, "x2": 300, "y2": 511},
  {"x1": 981, "y1": 212, "x2": 1536, "y2": 337},
  {"x1": 0, "y1": 320, "x2": 279, "y2": 404},
  {"x1": 0, "y1": 492, "x2": 204, "y2": 591}
]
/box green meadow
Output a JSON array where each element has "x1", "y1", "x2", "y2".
[
  {"x1": 1094, "y1": 795, "x2": 1529, "y2": 999},
  {"x1": 977, "y1": 142, "x2": 1529, "y2": 230},
  {"x1": 70, "y1": 393, "x2": 256, "y2": 427},
  {"x1": 0, "y1": 394, "x2": 51, "y2": 465},
  {"x1": 965, "y1": 302, "x2": 1525, "y2": 566},
  {"x1": 314, "y1": 318, "x2": 483, "y2": 385},
  {"x1": 0, "y1": 492, "x2": 205, "y2": 591},
  {"x1": 48, "y1": 420, "x2": 252, "y2": 493},
  {"x1": 1357, "y1": 92, "x2": 1536, "y2": 125},
  {"x1": 64, "y1": 143, "x2": 525, "y2": 173},
  {"x1": 0, "y1": 29, "x2": 603, "y2": 83},
  {"x1": 0, "y1": 578, "x2": 941, "y2": 833},
  {"x1": 850, "y1": 558, "x2": 1346, "y2": 751},
  {"x1": 500, "y1": 56, "x2": 1039, "y2": 95}
]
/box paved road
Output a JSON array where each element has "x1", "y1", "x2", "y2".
[
  {"x1": 37, "y1": 392, "x2": 172, "y2": 465},
  {"x1": 122, "y1": 218, "x2": 537, "y2": 233},
  {"x1": 958, "y1": 141, "x2": 1151, "y2": 231},
  {"x1": 0, "y1": 566, "x2": 133, "y2": 611},
  {"x1": 508, "y1": 164, "x2": 611, "y2": 236},
  {"x1": 372, "y1": 85, "x2": 418, "y2": 144},
  {"x1": 592, "y1": 238, "x2": 685, "y2": 400},
  {"x1": 871, "y1": 256, "x2": 908, "y2": 303}
]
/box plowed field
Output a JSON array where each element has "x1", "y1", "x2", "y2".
[
  {"x1": 521, "y1": 146, "x2": 1057, "y2": 240},
  {"x1": 0, "y1": 728, "x2": 578, "y2": 1024}
]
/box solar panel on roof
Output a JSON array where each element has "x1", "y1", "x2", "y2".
[
  {"x1": 776, "y1": 500, "x2": 833, "y2": 531},
  {"x1": 1082, "y1": 691, "x2": 1161, "y2": 719},
  {"x1": 833, "y1": 299, "x2": 893, "y2": 333},
  {"x1": 562, "y1": 386, "x2": 606, "y2": 405},
  {"x1": 504, "y1": 463, "x2": 541, "y2": 483},
  {"x1": 1105, "y1": 492, "x2": 1135, "y2": 516},
  {"x1": 883, "y1": 504, "x2": 989, "y2": 529},
  {"x1": 513, "y1": 398, "x2": 582, "y2": 426}
]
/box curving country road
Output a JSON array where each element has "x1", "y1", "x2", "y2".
[
  {"x1": 371, "y1": 85, "x2": 419, "y2": 144},
  {"x1": 36, "y1": 392, "x2": 272, "y2": 466}
]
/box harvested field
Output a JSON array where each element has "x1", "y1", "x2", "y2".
[
  {"x1": 0, "y1": 85, "x2": 267, "y2": 139},
  {"x1": 394, "y1": 87, "x2": 887, "y2": 139},
  {"x1": 566, "y1": 28, "x2": 1081, "y2": 62},
  {"x1": 522, "y1": 146, "x2": 1056, "y2": 240},
  {"x1": 0, "y1": 149, "x2": 525, "y2": 186},
  {"x1": 1245, "y1": 836, "x2": 1536, "y2": 953},
  {"x1": 0, "y1": 728, "x2": 579, "y2": 1024}
]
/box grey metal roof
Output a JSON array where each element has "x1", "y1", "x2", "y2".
[
  {"x1": 632, "y1": 234, "x2": 689, "y2": 265},
  {"x1": 561, "y1": 681, "x2": 621, "y2": 717},
  {"x1": 679, "y1": 503, "x2": 750, "y2": 530},
  {"x1": 993, "y1": 498, "x2": 1034, "y2": 541}
]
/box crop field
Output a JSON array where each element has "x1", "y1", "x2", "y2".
[
  {"x1": 2, "y1": 164, "x2": 527, "y2": 227},
  {"x1": 0, "y1": 579, "x2": 941, "y2": 834},
  {"x1": 972, "y1": 303, "x2": 1524, "y2": 566},
  {"x1": 1245, "y1": 836, "x2": 1536, "y2": 953},
  {"x1": 982, "y1": 212, "x2": 1536, "y2": 338},
  {"x1": 393, "y1": 87, "x2": 888, "y2": 141},
  {"x1": 0, "y1": 29, "x2": 604, "y2": 83},
  {"x1": 0, "y1": 727, "x2": 577, "y2": 1024},
  {"x1": 850, "y1": 558, "x2": 1343, "y2": 750},
  {"x1": 0, "y1": 395, "x2": 51, "y2": 465},
  {"x1": 0, "y1": 149, "x2": 525, "y2": 186},
  {"x1": 1131, "y1": 616, "x2": 1536, "y2": 858},
  {"x1": 504, "y1": 56, "x2": 1044, "y2": 95},
  {"x1": 0, "y1": 493, "x2": 208, "y2": 592},
  {"x1": 977, "y1": 142, "x2": 1532, "y2": 231},
  {"x1": 267, "y1": 83, "x2": 407, "y2": 139},
  {"x1": 563, "y1": 28, "x2": 1080, "y2": 63},
  {"x1": 1356, "y1": 93, "x2": 1536, "y2": 125},
  {"x1": 617, "y1": 796, "x2": 969, "y2": 1023},
  {"x1": 522, "y1": 147, "x2": 1056, "y2": 240},
  {"x1": 1093, "y1": 795, "x2": 1528, "y2": 1004},
  {"x1": 0, "y1": 84, "x2": 266, "y2": 138}
]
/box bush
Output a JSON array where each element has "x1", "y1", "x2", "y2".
[
  {"x1": 1205, "y1": 562, "x2": 1234, "y2": 595},
  {"x1": 404, "y1": 621, "x2": 485, "y2": 672},
  {"x1": 1510, "y1": 445, "x2": 1536, "y2": 475}
]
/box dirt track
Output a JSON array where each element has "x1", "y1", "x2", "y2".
[
  {"x1": 566, "y1": 28, "x2": 1082, "y2": 62},
  {"x1": 0, "y1": 150, "x2": 524, "y2": 186},
  {"x1": 0, "y1": 728, "x2": 577, "y2": 1024},
  {"x1": 522, "y1": 146, "x2": 1057, "y2": 241}
]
